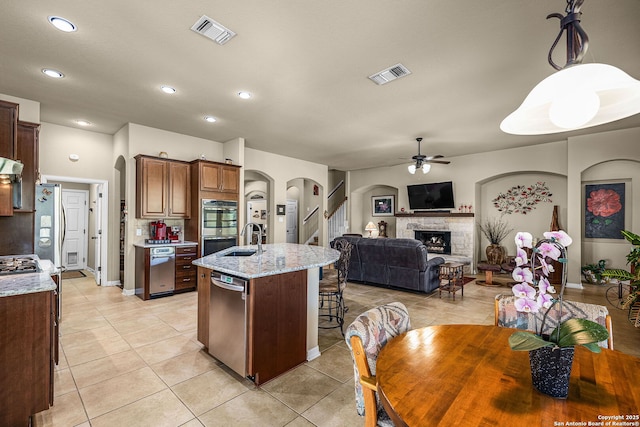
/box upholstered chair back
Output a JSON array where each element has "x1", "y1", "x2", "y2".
[{"x1": 345, "y1": 302, "x2": 411, "y2": 426}]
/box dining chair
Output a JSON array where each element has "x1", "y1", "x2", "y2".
[
  {"x1": 319, "y1": 238, "x2": 353, "y2": 335},
  {"x1": 345, "y1": 302, "x2": 411, "y2": 427},
  {"x1": 494, "y1": 294, "x2": 614, "y2": 349}
]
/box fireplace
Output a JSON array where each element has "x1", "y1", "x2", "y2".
[{"x1": 415, "y1": 231, "x2": 452, "y2": 255}]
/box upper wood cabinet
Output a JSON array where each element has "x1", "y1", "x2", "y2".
[
  {"x1": 15, "y1": 121, "x2": 40, "y2": 212},
  {"x1": 195, "y1": 160, "x2": 240, "y2": 194},
  {"x1": 0, "y1": 100, "x2": 18, "y2": 159},
  {"x1": 135, "y1": 155, "x2": 191, "y2": 219},
  {"x1": 168, "y1": 161, "x2": 191, "y2": 217}
]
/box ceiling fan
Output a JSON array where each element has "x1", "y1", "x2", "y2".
[{"x1": 407, "y1": 137, "x2": 450, "y2": 174}]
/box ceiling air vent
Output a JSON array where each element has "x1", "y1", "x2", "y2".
[
  {"x1": 368, "y1": 63, "x2": 411, "y2": 85},
  {"x1": 191, "y1": 15, "x2": 236, "y2": 45}
]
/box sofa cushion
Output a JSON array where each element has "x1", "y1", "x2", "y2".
[{"x1": 359, "y1": 238, "x2": 389, "y2": 285}]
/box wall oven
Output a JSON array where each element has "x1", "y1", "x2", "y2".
[{"x1": 202, "y1": 200, "x2": 238, "y2": 256}]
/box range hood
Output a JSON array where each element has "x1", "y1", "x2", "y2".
[{"x1": 0, "y1": 157, "x2": 24, "y2": 175}]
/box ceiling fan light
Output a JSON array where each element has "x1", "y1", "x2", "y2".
[
  {"x1": 501, "y1": 63, "x2": 640, "y2": 135},
  {"x1": 408, "y1": 164, "x2": 416, "y2": 174},
  {"x1": 422, "y1": 163, "x2": 431, "y2": 174}
]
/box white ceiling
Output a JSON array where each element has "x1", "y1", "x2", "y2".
[{"x1": 1, "y1": 0, "x2": 639, "y2": 171}]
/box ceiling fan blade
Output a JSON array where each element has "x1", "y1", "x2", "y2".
[
  {"x1": 425, "y1": 154, "x2": 444, "y2": 160},
  {"x1": 427, "y1": 160, "x2": 451, "y2": 164}
]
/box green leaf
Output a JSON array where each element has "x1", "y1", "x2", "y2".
[
  {"x1": 605, "y1": 219, "x2": 613, "y2": 225},
  {"x1": 554, "y1": 318, "x2": 609, "y2": 347},
  {"x1": 593, "y1": 219, "x2": 600, "y2": 224},
  {"x1": 581, "y1": 342, "x2": 602, "y2": 353},
  {"x1": 508, "y1": 332, "x2": 554, "y2": 351},
  {"x1": 601, "y1": 269, "x2": 634, "y2": 281}
]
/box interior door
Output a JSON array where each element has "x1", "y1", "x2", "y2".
[
  {"x1": 286, "y1": 200, "x2": 298, "y2": 243},
  {"x1": 62, "y1": 189, "x2": 89, "y2": 272}
]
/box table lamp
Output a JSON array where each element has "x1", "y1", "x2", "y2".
[{"x1": 365, "y1": 221, "x2": 377, "y2": 237}]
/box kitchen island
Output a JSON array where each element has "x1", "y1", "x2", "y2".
[
  {"x1": 0, "y1": 255, "x2": 59, "y2": 427},
  {"x1": 193, "y1": 243, "x2": 339, "y2": 385}
]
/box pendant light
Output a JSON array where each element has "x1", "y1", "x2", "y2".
[{"x1": 500, "y1": 0, "x2": 640, "y2": 135}]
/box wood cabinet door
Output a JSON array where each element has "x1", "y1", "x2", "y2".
[
  {"x1": 197, "y1": 266, "x2": 211, "y2": 349},
  {"x1": 136, "y1": 156, "x2": 167, "y2": 218},
  {"x1": 247, "y1": 270, "x2": 307, "y2": 384},
  {"x1": 200, "y1": 162, "x2": 221, "y2": 192},
  {"x1": 0, "y1": 100, "x2": 18, "y2": 159},
  {"x1": 220, "y1": 166, "x2": 239, "y2": 194},
  {"x1": 16, "y1": 121, "x2": 39, "y2": 212},
  {"x1": 168, "y1": 161, "x2": 191, "y2": 218},
  {"x1": 0, "y1": 291, "x2": 53, "y2": 426}
]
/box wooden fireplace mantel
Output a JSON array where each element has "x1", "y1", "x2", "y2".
[{"x1": 394, "y1": 212, "x2": 474, "y2": 218}]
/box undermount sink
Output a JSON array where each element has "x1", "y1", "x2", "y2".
[{"x1": 222, "y1": 250, "x2": 257, "y2": 257}]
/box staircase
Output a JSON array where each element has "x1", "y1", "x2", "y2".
[{"x1": 326, "y1": 180, "x2": 347, "y2": 242}]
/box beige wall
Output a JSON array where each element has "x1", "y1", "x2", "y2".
[
  {"x1": 244, "y1": 147, "x2": 329, "y2": 245},
  {"x1": 566, "y1": 128, "x2": 640, "y2": 283},
  {"x1": 348, "y1": 132, "x2": 640, "y2": 283}
]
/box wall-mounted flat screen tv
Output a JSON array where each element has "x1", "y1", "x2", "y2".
[{"x1": 407, "y1": 181, "x2": 455, "y2": 210}]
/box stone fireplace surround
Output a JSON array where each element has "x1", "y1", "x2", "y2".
[{"x1": 395, "y1": 212, "x2": 474, "y2": 273}]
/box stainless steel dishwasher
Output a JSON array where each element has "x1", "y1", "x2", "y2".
[
  {"x1": 209, "y1": 271, "x2": 248, "y2": 377},
  {"x1": 149, "y1": 246, "x2": 176, "y2": 297}
]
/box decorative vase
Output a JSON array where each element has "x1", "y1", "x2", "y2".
[
  {"x1": 528, "y1": 345, "x2": 575, "y2": 398},
  {"x1": 486, "y1": 244, "x2": 505, "y2": 265}
]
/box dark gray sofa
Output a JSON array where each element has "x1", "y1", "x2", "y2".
[{"x1": 332, "y1": 236, "x2": 445, "y2": 293}]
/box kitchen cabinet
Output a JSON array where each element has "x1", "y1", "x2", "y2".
[
  {"x1": 15, "y1": 121, "x2": 40, "y2": 212},
  {"x1": 196, "y1": 265, "x2": 307, "y2": 385},
  {"x1": 0, "y1": 99, "x2": 18, "y2": 159},
  {"x1": 193, "y1": 160, "x2": 240, "y2": 194},
  {"x1": 0, "y1": 100, "x2": 18, "y2": 217},
  {"x1": 184, "y1": 160, "x2": 241, "y2": 253},
  {"x1": 0, "y1": 290, "x2": 54, "y2": 426},
  {"x1": 135, "y1": 155, "x2": 191, "y2": 219},
  {"x1": 247, "y1": 270, "x2": 307, "y2": 384},
  {"x1": 175, "y1": 245, "x2": 197, "y2": 293}
]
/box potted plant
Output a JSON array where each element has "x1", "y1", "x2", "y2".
[
  {"x1": 506, "y1": 230, "x2": 609, "y2": 398},
  {"x1": 478, "y1": 217, "x2": 513, "y2": 265},
  {"x1": 601, "y1": 230, "x2": 640, "y2": 327},
  {"x1": 581, "y1": 259, "x2": 608, "y2": 285}
]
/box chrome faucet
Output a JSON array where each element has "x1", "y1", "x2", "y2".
[{"x1": 241, "y1": 222, "x2": 263, "y2": 254}]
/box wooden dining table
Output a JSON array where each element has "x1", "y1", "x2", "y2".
[{"x1": 376, "y1": 324, "x2": 640, "y2": 427}]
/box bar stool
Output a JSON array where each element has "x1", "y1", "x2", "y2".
[{"x1": 319, "y1": 238, "x2": 352, "y2": 335}]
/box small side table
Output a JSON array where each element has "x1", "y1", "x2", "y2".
[{"x1": 438, "y1": 262, "x2": 465, "y2": 300}]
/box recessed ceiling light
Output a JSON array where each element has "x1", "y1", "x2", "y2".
[
  {"x1": 76, "y1": 120, "x2": 91, "y2": 126},
  {"x1": 204, "y1": 116, "x2": 217, "y2": 123},
  {"x1": 42, "y1": 68, "x2": 64, "y2": 78},
  {"x1": 238, "y1": 91, "x2": 252, "y2": 99},
  {"x1": 161, "y1": 85, "x2": 176, "y2": 94},
  {"x1": 48, "y1": 16, "x2": 77, "y2": 32}
]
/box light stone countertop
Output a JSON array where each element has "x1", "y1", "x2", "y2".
[
  {"x1": 133, "y1": 240, "x2": 198, "y2": 248},
  {"x1": 193, "y1": 243, "x2": 339, "y2": 279},
  {"x1": 0, "y1": 255, "x2": 58, "y2": 297}
]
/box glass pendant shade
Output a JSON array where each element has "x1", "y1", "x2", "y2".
[
  {"x1": 408, "y1": 164, "x2": 417, "y2": 174},
  {"x1": 422, "y1": 163, "x2": 431, "y2": 174},
  {"x1": 501, "y1": 63, "x2": 640, "y2": 135}
]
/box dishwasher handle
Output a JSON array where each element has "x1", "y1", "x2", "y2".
[{"x1": 211, "y1": 277, "x2": 245, "y2": 292}]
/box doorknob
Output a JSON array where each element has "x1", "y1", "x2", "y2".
[{"x1": 91, "y1": 236, "x2": 99, "y2": 240}]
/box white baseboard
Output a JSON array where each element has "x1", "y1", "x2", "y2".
[
  {"x1": 121, "y1": 288, "x2": 135, "y2": 296},
  {"x1": 566, "y1": 281, "x2": 583, "y2": 290},
  {"x1": 103, "y1": 280, "x2": 120, "y2": 287},
  {"x1": 307, "y1": 346, "x2": 321, "y2": 361}
]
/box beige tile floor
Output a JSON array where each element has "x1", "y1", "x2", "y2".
[{"x1": 34, "y1": 272, "x2": 639, "y2": 427}]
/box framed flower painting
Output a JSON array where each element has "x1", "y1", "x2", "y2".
[
  {"x1": 584, "y1": 182, "x2": 625, "y2": 239},
  {"x1": 372, "y1": 195, "x2": 394, "y2": 217}
]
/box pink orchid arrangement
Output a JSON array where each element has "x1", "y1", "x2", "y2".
[
  {"x1": 511, "y1": 230, "x2": 572, "y2": 313},
  {"x1": 508, "y1": 230, "x2": 609, "y2": 352}
]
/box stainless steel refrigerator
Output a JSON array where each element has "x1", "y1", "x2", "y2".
[{"x1": 34, "y1": 183, "x2": 64, "y2": 270}]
